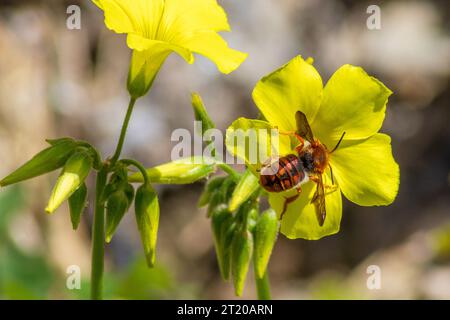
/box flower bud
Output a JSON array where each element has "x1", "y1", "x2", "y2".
[
  {"x1": 220, "y1": 220, "x2": 237, "y2": 281},
  {"x1": 68, "y1": 182, "x2": 88, "y2": 230},
  {"x1": 191, "y1": 93, "x2": 215, "y2": 135},
  {"x1": 229, "y1": 169, "x2": 260, "y2": 212},
  {"x1": 220, "y1": 177, "x2": 237, "y2": 204},
  {"x1": 211, "y1": 204, "x2": 233, "y2": 279},
  {"x1": 253, "y1": 209, "x2": 279, "y2": 279},
  {"x1": 128, "y1": 157, "x2": 215, "y2": 184},
  {"x1": 198, "y1": 176, "x2": 226, "y2": 207},
  {"x1": 45, "y1": 150, "x2": 93, "y2": 214},
  {"x1": 0, "y1": 139, "x2": 78, "y2": 187},
  {"x1": 135, "y1": 184, "x2": 160, "y2": 267},
  {"x1": 124, "y1": 183, "x2": 135, "y2": 207},
  {"x1": 246, "y1": 207, "x2": 259, "y2": 233},
  {"x1": 231, "y1": 229, "x2": 254, "y2": 296},
  {"x1": 105, "y1": 190, "x2": 129, "y2": 243},
  {"x1": 207, "y1": 191, "x2": 224, "y2": 217}
]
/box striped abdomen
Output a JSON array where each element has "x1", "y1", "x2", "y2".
[{"x1": 259, "y1": 154, "x2": 307, "y2": 193}]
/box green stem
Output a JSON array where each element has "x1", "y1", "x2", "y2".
[
  {"x1": 255, "y1": 268, "x2": 271, "y2": 300},
  {"x1": 110, "y1": 97, "x2": 137, "y2": 166},
  {"x1": 90, "y1": 167, "x2": 107, "y2": 300},
  {"x1": 217, "y1": 163, "x2": 240, "y2": 181},
  {"x1": 90, "y1": 96, "x2": 138, "y2": 300},
  {"x1": 120, "y1": 158, "x2": 150, "y2": 185}
]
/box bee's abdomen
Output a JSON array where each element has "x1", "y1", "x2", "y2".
[{"x1": 259, "y1": 154, "x2": 306, "y2": 193}]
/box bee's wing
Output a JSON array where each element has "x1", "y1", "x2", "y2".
[
  {"x1": 295, "y1": 111, "x2": 314, "y2": 142},
  {"x1": 311, "y1": 174, "x2": 326, "y2": 226}
]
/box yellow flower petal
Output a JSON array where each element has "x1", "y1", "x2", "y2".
[
  {"x1": 252, "y1": 55, "x2": 323, "y2": 132},
  {"x1": 93, "y1": 0, "x2": 164, "y2": 36},
  {"x1": 182, "y1": 31, "x2": 248, "y2": 74},
  {"x1": 330, "y1": 133, "x2": 399, "y2": 206},
  {"x1": 269, "y1": 172, "x2": 342, "y2": 240},
  {"x1": 225, "y1": 118, "x2": 291, "y2": 173},
  {"x1": 160, "y1": 0, "x2": 246, "y2": 74},
  {"x1": 127, "y1": 33, "x2": 193, "y2": 62},
  {"x1": 313, "y1": 65, "x2": 393, "y2": 147},
  {"x1": 162, "y1": 0, "x2": 230, "y2": 35}
]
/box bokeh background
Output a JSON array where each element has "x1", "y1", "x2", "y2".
[{"x1": 0, "y1": 0, "x2": 449, "y2": 299}]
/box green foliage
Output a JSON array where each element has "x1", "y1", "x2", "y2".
[
  {"x1": 68, "y1": 182, "x2": 88, "y2": 230},
  {"x1": 0, "y1": 138, "x2": 78, "y2": 187},
  {"x1": 253, "y1": 209, "x2": 279, "y2": 279},
  {"x1": 128, "y1": 157, "x2": 216, "y2": 184},
  {"x1": 231, "y1": 229, "x2": 253, "y2": 296},
  {"x1": 229, "y1": 169, "x2": 260, "y2": 211},
  {"x1": 191, "y1": 93, "x2": 215, "y2": 135},
  {"x1": 135, "y1": 184, "x2": 160, "y2": 267},
  {"x1": 46, "y1": 150, "x2": 93, "y2": 213}
]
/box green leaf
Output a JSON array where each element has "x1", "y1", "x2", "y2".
[
  {"x1": 46, "y1": 150, "x2": 93, "y2": 214},
  {"x1": 0, "y1": 139, "x2": 78, "y2": 187},
  {"x1": 253, "y1": 209, "x2": 279, "y2": 279},
  {"x1": 105, "y1": 190, "x2": 129, "y2": 243},
  {"x1": 68, "y1": 182, "x2": 88, "y2": 230},
  {"x1": 135, "y1": 184, "x2": 160, "y2": 267},
  {"x1": 128, "y1": 156, "x2": 216, "y2": 184},
  {"x1": 229, "y1": 168, "x2": 260, "y2": 212},
  {"x1": 191, "y1": 92, "x2": 215, "y2": 135},
  {"x1": 231, "y1": 229, "x2": 253, "y2": 296}
]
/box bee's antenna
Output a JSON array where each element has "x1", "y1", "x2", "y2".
[{"x1": 331, "y1": 132, "x2": 346, "y2": 153}]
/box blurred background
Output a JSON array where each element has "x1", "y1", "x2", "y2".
[{"x1": 0, "y1": 0, "x2": 449, "y2": 299}]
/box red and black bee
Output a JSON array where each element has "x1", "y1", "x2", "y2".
[{"x1": 259, "y1": 111, "x2": 345, "y2": 226}]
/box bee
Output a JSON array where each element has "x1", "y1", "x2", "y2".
[{"x1": 259, "y1": 111, "x2": 345, "y2": 226}]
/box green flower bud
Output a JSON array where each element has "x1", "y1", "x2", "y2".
[
  {"x1": 206, "y1": 176, "x2": 227, "y2": 192},
  {"x1": 211, "y1": 204, "x2": 234, "y2": 280},
  {"x1": 253, "y1": 209, "x2": 279, "y2": 279},
  {"x1": 220, "y1": 220, "x2": 237, "y2": 281},
  {"x1": 68, "y1": 182, "x2": 88, "y2": 230},
  {"x1": 229, "y1": 169, "x2": 260, "y2": 212},
  {"x1": 45, "y1": 150, "x2": 93, "y2": 214},
  {"x1": 105, "y1": 190, "x2": 129, "y2": 243},
  {"x1": 45, "y1": 137, "x2": 75, "y2": 146},
  {"x1": 220, "y1": 177, "x2": 237, "y2": 204},
  {"x1": 246, "y1": 207, "x2": 259, "y2": 233},
  {"x1": 198, "y1": 176, "x2": 226, "y2": 207},
  {"x1": 135, "y1": 184, "x2": 160, "y2": 267},
  {"x1": 128, "y1": 157, "x2": 215, "y2": 184},
  {"x1": 207, "y1": 191, "x2": 224, "y2": 217},
  {"x1": 124, "y1": 183, "x2": 135, "y2": 207},
  {"x1": 127, "y1": 50, "x2": 163, "y2": 99},
  {"x1": 0, "y1": 139, "x2": 78, "y2": 187},
  {"x1": 191, "y1": 93, "x2": 215, "y2": 135},
  {"x1": 231, "y1": 229, "x2": 253, "y2": 296}
]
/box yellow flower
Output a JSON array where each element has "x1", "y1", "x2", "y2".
[
  {"x1": 226, "y1": 56, "x2": 400, "y2": 240},
  {"x1": 93, "y1": 0, "x2": 248, "y2": 97}
]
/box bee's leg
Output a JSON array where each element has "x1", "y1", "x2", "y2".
[
  {"x1": 280, "y1": 187, "x2": 302, "y2": 220},
  {"x1": 324, "y1": 184, "x2": 338, "y2": 195},
  {"x1": 276, "y1": 128, "x2": 305, "y2": 152}
]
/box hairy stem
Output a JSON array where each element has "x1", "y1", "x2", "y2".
[
  {"x1": 90, "y1": 167, "x2": 107, "y2": 300},
  {"x1": 255, "y1": 268, "x2": 271, "y2": 300},
  {"x1": 110, "y1": 97, "x2": 137, "y2": 166},
  {"x1": 120, "y1": 158, "x2": 150, "y2": 185},
  {"x1": 90, "y1": 97, "x2": 138, "y2": 299}
]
